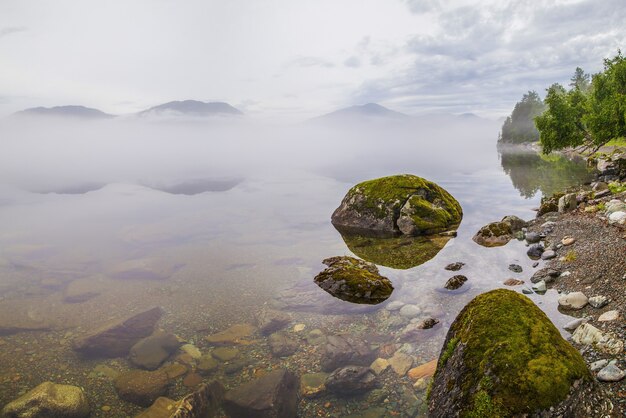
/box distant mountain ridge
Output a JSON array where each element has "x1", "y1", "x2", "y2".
[
  {"x1": 138, "y1": 100, "x2": 243, "y2": 117},
  {"x1": 15, "y1": 105, "x2": 114, "y2": 119},
  {"x1": 314, "y1": 103, "x2": 408, "y2": 122}
]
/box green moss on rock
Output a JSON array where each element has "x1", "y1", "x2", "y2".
[
  {"x1": 429, "y1": 289, "x2": 591, "y2": 417},
  {"x1": 313, "y1": 256, "x2": 393, "y2": 304},
  {"x1": 331, "y1": 174, "x2": 462, "y2": 236}
]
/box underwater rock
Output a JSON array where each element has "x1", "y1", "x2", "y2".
[
  {"x1": 205, "y1": 323, "x2": 255, "y2": 345},
  {"x1": 325, "y1": 366, "x2": 377, "y2": 396},
  {"x1": 114, "y1": 369, "x2": 169, "y2": 407},
  {"x1": 222, "y1": 369, "x2": 298, "y2": 418},
  {"x1": 129, "y1": 331, "x2": 183, "y2": 370},
  {"x1": 331, "y1": 174, "x2": 462, "y2": 237},
  {"x1": 429, "y1": 289, "x2": 595, "y2": 417},
  {"x1": 256, "y1": 309, "x2": 290, "y2": 336},
  {"x1": 472, "y1": 215, "x2": 526, "y2": 247},
  {"x1": 321, "y1": 334, "x2": 376, "y2": 372},
  {"x1": 313, "y1": 256, "x2": 393, "y2": 304},
  {"x1": 1, "y1": 382, "x2": 90, "y2": 418},
  {"x1": 72, "y1": 307, "x2": 163, "y2": 358},
  {"x1": 444, "y1": 275, "x2": 467, "y2": 290}
]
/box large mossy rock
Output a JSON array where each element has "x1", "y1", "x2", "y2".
[
  {"x1": 331, "y1": 174, "x2": 462, "y2": 237},
  {"x1": 313, "y1": 256, "x2": 393, "y2": 304},
  {"x1": 2, "y1": 382, "x2": 90, "y2": 418},
  {"x1": 429, "y1": 289, "x2": 596, "y2": 417}
]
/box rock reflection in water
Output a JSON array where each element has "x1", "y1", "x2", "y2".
[{"x1": 338, "y1": 232, "x2": 453, "y2": 270}]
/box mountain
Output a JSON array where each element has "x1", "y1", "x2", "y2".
[
  {"x1": 14, "y1": 105, "x2": 114, "y2": 119},
  {"x1": 312, "y1": 103, "x2": 408, "y2": 123},
  {"x1": 138, "y1": 100, "x2": 243, "y2": 118}
]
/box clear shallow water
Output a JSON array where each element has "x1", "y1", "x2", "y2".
[{"x1": 0, "y1": 117, "x2": 595, "y2": 416}]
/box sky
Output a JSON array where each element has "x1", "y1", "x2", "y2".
[{"x1": 0, "y1": 0, "x2": 624, "y2": 121}]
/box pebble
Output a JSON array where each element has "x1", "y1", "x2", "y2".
[
  {"x1": 212, "y1": 347, "x2": 239, "y2": 362},
  {"x1": 370, "y1": 358, "x2": 390, "y2": 375},
  {"x1": 388, "y1": 352, "x2": 413, "y2": 376},
  {"x1": 563, "y1": 317, "x2": 589, "y2": 332},
  {"x1": 527, "y1": 244, "x2": 544, "y2": 259},
  {"x1": 588, "y1": 296, "x2": 609, "y2": 309},
  {"x1": 508, "y1": 264, "x2": 522, "y2": 273},
  {"x1": 561, "y1": 236, "x2": 576, "y2": 246},
  {"x1": 444, "y1": 262, "x2": 465, "y2": 271},
  {"x1": 597, "y1": 363, "x2": 625, "y2": 382},
  {"x1": 522, "y1": 287, "x2": 533, "y2": 294},
  {"x1": 399, "y1": 305, "x2": 421, "y2": 318},
  {"x1": 101, "y1": 405, "x2": 111, "y2": 412},
  {"x1": 503, "y1": 278, "x2": 524, "y2": 286},
  {"x1": 558, "y1": 292, "x2": 588, "y2": 310},
  {"x1": 385, "y1": 301, "x2": 405, "y2": 311},
  {"x1": 598, "y1": 310, "x2": 620, "y2": 322},
  {"x1": 525, "y1": 232, "x2": 542, "y2": 243},
  {"x1": 293, "y1": 324, "x2": 306, "y2": 332},
  {"x1": 180, "y1": 344, "x2": 201, "y2": 359},
  {"x1": 531, "y1": 280, "x2": 546, "y2": 294},
  {"x1": 590, "y1": 359, "x2": 609, "y2": 372},
  {"x1": 540, "y1": 250, "x2": 556, "y2": 260}
]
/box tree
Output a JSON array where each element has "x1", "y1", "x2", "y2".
[
  {"x1": 499, "y1": 91, "x2": 546, "y2": 143},
  {"x1": 569, "y1": 67, "x2": 590, "y2": 92},
  {"x1": 535, "y1": 52, "x2": 626, "y2": 154}
]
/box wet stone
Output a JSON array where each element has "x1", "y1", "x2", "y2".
[
  {"x1": 399, "y1": 304, "x2": 421, "y2": 318},
  {"x1": 1, "y1": 382, "x2": 90, "y2": 418},
  {"x1": 444, "y1": 262, "x2": 465, "y2": 271},
  {"x1": 114, "y1": 369, "x2": 169, "y2": 407},
  {"x1": 588, "y1": 295, "x2": 609, "y2": 309},
  {"x1": 306, "y1": 328, "x2": 327, "y2": 346},
  {"x1": 526, "y1": 244, "x2": 544, "y2": 259},
  {"x1": 385, "y1": 301, "x2": 405, "y2": 311},
  {"x1": 541, "y1": 250, "x2": 556, "y2": 260},
  {"x1": 129, "y1": 331, "x2": 182, "y2": 370},
  {"x1": 531, "y1": 280, "x2": 546, "y2": 294},
  {"x1": 268, "y1": 332, "x2": 298, "y2": 357},
  {"x1": 597, "y1": 363, "x2": 625, "y2": 382},
  {"x1": 300, "y1": 372, "x2": 329, "y2": 398},
  {"x1": 369, "y1": 358, "x2": 390, "y2": 375},
  {"x1": 321, "y1": 335, "x2": 376, "y2": 372},
  {"x1": 558, "y1": 292, "x2": 588, "y2": 310},
  {"x1": 211, "y1": 347, "x2": 239, "y2": 362},
  {"x1": 508, "y1": 264, "x2": 522, "y2": 273},
  {"x1": 205, "y1": 323, "x2": 255, "y2": 345},
  {"x1": 182, "y1": 372, "x2": 203, "y2": 388},
  {"x1": 503, "y1": 278, "x2": 524, "y2": 286},
  {"x1": 197, "y1": 355, "x2": 218, "y2": 374},
  {"x1": 256, "y1": 309, "x2": 290, "y2": 336},
  {"x1": 325, "y1": 366, "x2": 377, "y2": 396},
  {"x1": 531, "y1": 267, "x2": 560, "y2": 284},
  {"x1": 224, "y1": 359, "x2": 249, "y2": 375},
  {"x1": 444, "y1": 275, "x2": 467, "y2": 290},
  {"x1": 525, "y1": 232, "x2": 542, "y2": 243},
  {"x1": 388, "y1": 351, "x2": 413, "y2": 376}
]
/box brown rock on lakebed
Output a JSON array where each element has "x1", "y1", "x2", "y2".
[
  {"x1": 205, "y1": 324, "x2": 256, "y2": 345},
  {"x1": 129, "y1": 331, "x2": 183, "y2": 370},
  {"x1": 1, "y1": 382, "x2": 90, "y2": 418},
  {"x1": 114, "y1": 369, "x2": 169, "y2": 407},
  {"x1": 73, "y1": 307, "x2": 163, "y2": 358}
]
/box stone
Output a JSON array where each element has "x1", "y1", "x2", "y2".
[
  {"x1": 530, "y1": 267, "x2": 560, "y2": 284},
  {"x1": 399, "y1": 318, "x2": 439, "y2": 339},
  {"x1": 369, "y1": 358, "x2": 390, "y2": 375},
  {"x1": 590, "y1": 359, "x2": 608, "y2": 372},
  {"x1": 608, "y1": 211, "x2": 626, "y2": 224},
  {"x1": 72, "y1": 307, "x2": 163, "y2": 358},
  {"x1": 597, "y1": 363, "x2": 625, "y2": 382},
  {"x1": 444, "y1": 262, "x2": 465, "y2": 271},
  {"x1": 592, "y1": 181, "x2": 609, "y2": 192},
  {"x1": 508, "y1": 264, "x2": 522, "y2": 273},
  {"x1": 598, "y1": 310, "x2": 620, "y2": 321},
  {"x1": 256, "y1": 309, "x2": 290, "y2": 336},
  {"x1": 561, "y1": 236, "x2": 576, "y2": 246},
  {"x1": 428, "y1": 289, "x2": 593, "y2": 417},
  {"x1": 563, "y1": 317, "x2": 589, "y2": 332},
  {"x1": 521, "y1": 287, "x2": 533, "y2": 294},
  {"x1": 407, "y1": 359, "x2": 437, "y2": 381},
  {"x1": 268, "y1": 332, "x2": 298, "y2": 357},
  {"x1": 205, "y1": 323, "x2": 255, "y2": 345},
  {"x1": 305, "y1": 329, "x2": 326, "y2": 346},
  {"x1": 525, "y1": 232, "x2": 542, "y2": 243},
  {"x1": 526, "y1": 243, "x2": 544, "y2": 259},
  {"x1": 541, "y1": 249, "x2": 556, "y2": 260},
  {"x1": 444, "y1": 275, "x2": 467, "y2": 290},
  {"x1": 325, "y1": 366, "x2": 377, "y2": 396},
  {"x1": 211, "y1": 347, "x2": 239, "y2": 362},
  {"x1": 63, "y1": 277, "x2": 104, "y2": 303},
  {"x1": 503, "y1": 278, "x2": 524, "y2": 286},
  {"x1": 171, "y1": 381, "x2": 224, "y2": 418},
  {"x1": 162, "y1": 363, "x2": 188, "y2": 379},
  {"x1": 388, "y1": 351, "x2": 414, "y2": 376},
  {"x1": 313, "y1": 256, "x2": 393, "y2": 304},
  {"x1": 1, "y1": 382, "x2": 90, "y2": 418},
  {"x1": 293, "y1": 324, "x2": 305, "y2": 332},
  {"x1": 321, "y1": 335, "x2": 376, "y2": 372},
  {"x1": 472, "y1": 221, "x2": 512, "y2": 247},
  {"x1": 136, "y1": 396, "x2": 177, "y2": 418},
  {"x1": 222, "y1": 369, "x2": 298, "y2": 418},
  {"x1": 558, "y1": 292, "x2": 588, "y2": 310},
  {"x1": 197, "y1": 355, "x2": 218, "y2": 374},
  {"x1": 588, "y1": 296, "x2": 609, "y2": 309},
  {"x1": 180, "y1": 344, "x2": 201, "y2": 359},
  {"x1": 331, "y1": 174, "x2": 462, "y2": 236},
  {"x1": 223, "y1": 359, "x2": 248, "y2": 375},
  {"x1": 182, "y1": 373, "x2": 203, "y2": 388},
  {"x1": 129, "y1": 331, "x2": 182, "y2": 370},
  {"x1": 114, "y1": 369, "x2": 169, "y2": 407},
  {"x1": 399, "y1": 304, "x2": 421, "y2": 317},
  {"x1": 571, "y1": 324, "x2": 623, "y2": 354},
  {"x1": 300, "y1": 372, "x2": 329, "y2": 398},
  {"x1": 385, "y1": 301, "x2": 404, "y2": 311},
  {"x1": 531, "y1": 280, "x2": 546, "y2": 294},
  {"x1": 558, "y1": 193, "x2": 577, "y2": 212}
]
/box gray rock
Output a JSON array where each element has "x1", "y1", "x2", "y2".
[
  {"x1": 256, "y1": 309, "x2": 290, "y2": 336},
  {"x1": 72, "y1": 307, "x2": 163, "y2": 358},
  {"x1": 597, "y1": 363, "x2": 625, "y2": 382},
  {"x1": 268, "y1": 332, "x2": 298, "y2": 357},
  {"x1": 444, "y1": 275, "x2": 467, "y2": 290},
  {"x1": 399, "y1": 318, "x2": 439, "y2": 339},
  {"x1": 1, "y1": 382, "x2": 90, "y2": 418},
  {"x1": 321, "y1": 335, "x2": 375, "y2": 372},
  {"x1": 590, "y1": 359, "x2": 608, "y2": 372},
  {"x1": 558, "y1": 292, "x2": 588, "y2": 310},
  {"x1": 325, "y1": 366, "x2": 377, "y2": 395},
  {"x1": 522, "y1": 287, "x2": 533, "y2": 294},
  {"x1": 508, "y1": 264, "x2": 522, "y2": 273},
  {"x1": 588, "y1": 296, "x2": 609, "y2": 309},
  {"x1": 563, "y1": 317, "x2": 589, "y2": 332},
  {"x1": 531, "y1": 280, "x2": 546, "y2": 294},
  {"x1": 558, "y1": 193, "x2": 577, "y2": 212},
  {"x1": 530, "y1": 268, "x2": 560, "y2": 284},
  {"x1": 385, "y1": 301, "x2": 404, "y2": 311},
  {"x1": 114, "y1": 369, "x2": 169, "y2": 407},
  {"x1": 129, "y1": 331, "x2": 182, "y2": 370},
  {"x1": 223, "y1": 369, "x2": 298, "y2": 418},
  {"x1": 540, "y1": 250, "x2": 556, "y2": 260},
  {"x1": 527, "y1": 244, "x2": 544, "y2": 259},
  {"x1": 525, "y1": 232, "x2": 542, "y2": 243},
  {"x1": 399, "y1": 304, "x2": 421, "y2": 318},
  {"x1": 444, "y1": 262, "x2": 465, "y2": 271}
]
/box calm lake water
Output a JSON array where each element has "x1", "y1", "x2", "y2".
[{"x1": 0, "y1": 117, "x2": 595, "y2": 417}]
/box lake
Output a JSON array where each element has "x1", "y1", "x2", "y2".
[{"x1": 0, "y1": 116, "x2": 595, "y2": 417}]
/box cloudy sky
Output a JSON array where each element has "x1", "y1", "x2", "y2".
[{"x1": 0, "y1": 0, "x2": 624, "y2": 120}]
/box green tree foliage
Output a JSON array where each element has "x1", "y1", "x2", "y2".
[
  {"x1": 536, "y1": 52, "x2": 626, "y2": 154},
  {"x1": 499, "y1": 91, "x2": 545, "y2": 143}
]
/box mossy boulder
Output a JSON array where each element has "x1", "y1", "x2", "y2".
[
  {"x1": 314, "y1": 256, "x2": 393, "y2": 304},
  {"x1": 429, "y1": 289, "x2": 597, "y2": 417},
  {"x1": 338, "y1": 233, "x2": 451, "y2": 270},
  {"x1": 331, "y1": 174, "x2": 462, "y2": 237},
  {"x1": 471, "y1": 215, "x2": 526, "y2": 247},
  {"x1": 2, "y1": 382, "x2": 90, "y2": 418}
]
